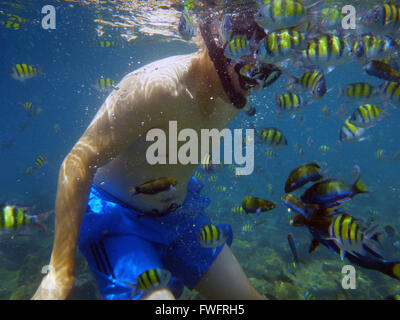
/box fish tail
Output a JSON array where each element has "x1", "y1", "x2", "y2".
[
  {"x1": 363, "y1": 225, "x2": 383, "y2": 258},
  {"x1": 34, "y1": 210, "x2": 54, "y2": 233},
  {"x1": 352, "y1": 176, "x2": 369, "y2": 195}
]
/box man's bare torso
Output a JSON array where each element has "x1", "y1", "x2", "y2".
[{"x1": 92, "y1": 51, "x2": 240, "y2": 214}]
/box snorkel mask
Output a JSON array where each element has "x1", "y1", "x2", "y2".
[{"x1": 199, "y1": 6, "x2": 282, "y2": 111}]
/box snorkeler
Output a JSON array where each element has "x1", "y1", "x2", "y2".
[{"x1": 32, "y1": 5, "x2": 280, "y2": 300}]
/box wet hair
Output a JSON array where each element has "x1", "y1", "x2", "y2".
[{"x1": 198, "y1": 6, "x2": 282, "y2": 108}]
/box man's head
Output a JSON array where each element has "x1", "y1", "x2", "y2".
[{"x1": 197, "y1": 3, "x2": 282, "y2": 109}]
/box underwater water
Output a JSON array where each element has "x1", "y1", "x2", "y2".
[{"x1": 1, "y1": 0, "x2": 400, "y2": 300}]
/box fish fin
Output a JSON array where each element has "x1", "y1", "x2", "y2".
[
  {"x1": 129, "y1": 187, "x2": 137, "y2": 196},
  {"x1": 340, "y1": 249, "x2": 345, "y2": 261},
  {"x1": 124, "y1": 281, "x2": 138, "y2": 299},
  {"x1": 33, "y1": 210, "x2": 54, "y2": 233},
  {"x1": 352, "y1": 176, "x2": 369, "y2": 195}
]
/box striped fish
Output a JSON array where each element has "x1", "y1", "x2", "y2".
[
  {"x1": 301, "y1": 34, "x2": 352, "y2": 67},
  {"x1": 349, "y1": 104, "x2": 386, "y2": 128},
  {"x1": 98, "y1": 40, "x2": 117, "y2": 48},
  {"x1": 352, "y1": 33, "x2": 398, "y2": 61},
  {"x1": 339, "y1": 118, "x2": 367, "y2": 143},
  {"x1": 340, "y1": 82, "x2": 378, "y2": 102},
  {"x1": 276, "y1": 91, "x2": 307, "y2": 115},
  {"x1": 256, "y1": 27, "x2": 306, "y2": 64},
  {"x1": 197, "y1": 224, "x2": 227, "y2": 248},
  {"x1": 0, "y1": 205, "x2": 53, "y2": 232},
  {"x1": 3, "y1": 20, "x2": 20, "y2": 30},
  {"x1": 328, "y1": 213, "x2": 383, "y2": 261},
  {"x1": 256, "y1": 128, "x2": 288, "y2": 148},
  {"x1": 224, "y1": 35, "x2": 253, "y2": 60},
  {"x1": 125, "y1": 268, "x2": 171, "y2": 298},
  {"x1": 286, "y1": 70, "x2": 327, "y2": 100},
  {"x1": 379, "y1": 81, "x2": 400, "y2": 106},
  {"x1": 319, "y1": 6, "x2": 344, "y2": 32},
  {"x1": 360, "y1": 4, "x2": 400, "y2": 35},
  {"x1": 35, "y1": 155, "x2": 45, "y2": 168},
  {"x1": 10, "y1": 63, "x2": 39, "y2": 81},
  {"x1": 255, "y1": 0, "x2": 319, "y2": 31},
  {"x1": 93, "y1": 77, "x2": 116, "y2": 93}
]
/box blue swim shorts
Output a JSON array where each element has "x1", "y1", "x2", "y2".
[{"x1": 78, "y1": 177, "x2": 233, "y2": 300}]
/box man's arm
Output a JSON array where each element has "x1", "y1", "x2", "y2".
[{"x1": 32, "y1": 72, "x2": 166, "y2": 299}]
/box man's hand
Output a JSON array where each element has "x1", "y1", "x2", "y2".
[{"x1": 31, "y1": 266, "x2": 73, "y2": 300}]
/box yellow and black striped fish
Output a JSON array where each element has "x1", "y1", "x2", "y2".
[
  {"x1": 301, "y1": 34, "x2": 352, "y2": 67},
  {"x1": 256, "y1": 128, "x2": 288, "y2": 148},
  {"x1": 93, "y1": 77, "x2": 116, "y2": 93},
  {"x1": 35, "y1": 155, "x2": 45, "y2": 168},
  {"x1": 98, "y1": 40, "x2": 118, "y2": 48},
  {"x1": 232, "y1": 205, "x2": 244, "y2": 215},
  {"x1": 224, "y1": 35, "x2": 253, "y2": 60},
  {"x1": 287, "y1": 70, "x2": 327, "y2": 100},
  {"x1": 275, "y1": 92, "x2": 307, "y2": 115},
  {"x1": 6, "y1": 14, "x2": 27, "y2": 23},
  {"x1": 328, "y1": 213, "x2": 382, "y2": 261},
  {"x1": 341, "y1": 82, "x2": 378, "y2": 102},
  {"x1": 256, "y1": 27, "x2": 306, "y2": 63},
  {"x1": 353, "y1": 33, "x2": 399, "y2": 61},
  {"x1": 360, "y1": 4, "x2": 400, "y2": 34},
  {"x1": 197, "y1": 224, "x2": 227, "y2": 248},
  {"x1": 125, "y1": 268, "x2": 171, "y2": 298},
  {"x1": 255, "y1": 0, "x2": 312, "y2": 31},
  {"x1": 349, "y1": 104, "x2": 386, "y2": 128},
  {"x1": 10, "y1": 63, "x2": 39, "y2": 81},
  {"x1": 3, "y1": 20, "x2": 20, "y2": 30},
  {"x1": 339, "y1": 118, "x2": 367, "y2": 143},
  {"x1": 379, "y1": 81, "x2": 400, "y2": 106},
  {"x1": 0, "y1": 205, "x2": 53, "y2": 231},
  {"x1": 201, "y1": 153, "x2": 218, "y2": 174}
]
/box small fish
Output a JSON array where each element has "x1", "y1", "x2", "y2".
[
  {"x1": 241, "y1": 219, "x2": 266, "y2": 235},
  {"x1": 232, "y1": 205, "x2": 244, "y2": 215},
  {"x1": 285, "y1": 70, "x2": 327, "y2": 100},
  {"x1": 301, "y1": 34, "x2": 352, "y2": 68},
  {"x1": 10, "y1": 63, "x2": 40, "y2": 81},
  {"x1": 275, "y1": 92, "x2": 307, "y2": 115},
  {"x1": 319, "y1": 6, "x2": 344, "y2": 31},
  {"x1": 3, "y1": 20, "x2": 20, "y2": 30},
  {"x1": 224, "y1": 34, "x2": 254, "y2": 60},
  {"x1": 35, "y1": 155, "x2": 45, "y2": 168},
  {"x1": 208, "y1": 175, "x2": 217, "y2": 183},
  {"x1": 340, "y1": 82, "x2": 378, "y2": 102},
  {"x1": 352, "y1": 33, "x2": 399, "y2": 61},
  {"x1": 339, "y1": 118, "x2": 368, "y2": 143},
  {"x1": 197, "y1": 224, "x2": 227, "y2": 248},
  {"x1": 242, "y1": 196, "x2": 276, "y2": 214},
  {"x1": 130, "y1": 177, "x2": 177, "y2": 196},
  {"x1": 360, "y1": 4, "x2": 400, "y2": 35},
  {"x1": 364, "y1": 59, "x2": 400, "y2": 82},
  {"x1": 255, "y1": 0, "x2": 322, "y2": 31},
  {"x1": 178, "y1": 11, "x2": 196, "y2": 41},
  {"x1": 320, "y1": 145, "x2": 330, "y2": 153},
  {"x1": 93, "y1": 77, "x2": 117, "y2": 93},
  {"x1": 216, "y1": 186, "x2": 226, "y2": 192},
  {"x1": 256, "y1": 27, "x2": 307, "y2": 64},
  {"x1": 0, "y1": 205, "x2": 53, "y2": 232},
  {"x1": 376, "y1": 149, "x2": 385, "y2": 160},
  {"x1": 285, "y1": 162, "x2": 323, "y2": 193},
  {"x1": 22, "y1": 102, "x2": 42, "y2": 117},
  {"x1": 265, "y1": 150, "x2": 277, "y2": 159},
  {"x1": 349, "y1": 104, "x2": 387, "y2": 128},
  {"x1": 256, "y1": 128, "x2": 288, "y2": 148},
  {"x1": 54, "y1": 123, "x2": 61, "y2": 133},
  {"x1": 378, "y1": 81, "x2": 400, "y2": 106},
  {"x1": 301, "y1": 168, "x2": 368, "y2": 208},
  {"x1": 288, "y1": 233, "x2": 298, "y2": 263},
  {"x1": 125, "y1": 268, "x2": 171, "y2": 298},
  {"x1": 201, "y1": 153, "x2": 218, "y2": 174},
  {"x1": 328, "y1": 213, "x2": 383, "y2": 261},
  {"x1": 321, "y1": 105, "x2": 331, "y2": 118},
  {"x1": 98, "y1": 40, "x2": 118, "y2": 48}
]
